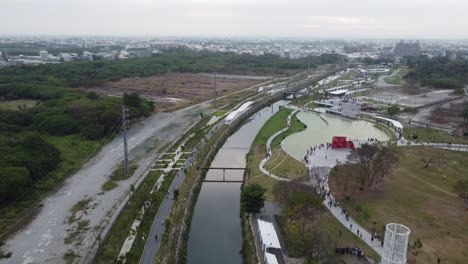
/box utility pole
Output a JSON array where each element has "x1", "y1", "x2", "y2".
[
  {"x1": 273, "y1": 60, "x2": 276, "y2": 81},
  {"x1": 122, "y1": 106, "x2": 129, "y2": 175},
  {"x1": 213, "y1": 72, "x2": 218, "y2": 108}
]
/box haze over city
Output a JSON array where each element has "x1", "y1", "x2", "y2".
[
  {"x1": 2, "y1": 0, "x2": 468, "y2": 38},
  {"x1": 1, "y1": 1, "x2": 468, "y2": 264}
]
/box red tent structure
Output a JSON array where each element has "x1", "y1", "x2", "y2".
[{"x1": 331, "y1": 136, "x2": 355, "y2": 150}]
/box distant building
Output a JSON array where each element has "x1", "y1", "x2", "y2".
[
  {"x1": 39, "y1": 50, "x2": 49, "y2": 60},
  {"x1": 0, "y1": 51, "x2": 8, "y2": 62},
  {"x1": 394, "y1": 40, "x2": 420, "y2": 57},
  {"x1": 59, "y1": 53, "x2": 78, "y2": 62}
]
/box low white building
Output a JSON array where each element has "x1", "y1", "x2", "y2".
[
  {"x1": 225, "y1": 102, "x2": 253, "y2": 125},
  {"x1": 257, "y1": 219, "x2": 281, "y2": 264}
]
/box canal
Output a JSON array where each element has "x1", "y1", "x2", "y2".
[{"x1": 187, "y1": 101, "x2": 287, "y2": 264}]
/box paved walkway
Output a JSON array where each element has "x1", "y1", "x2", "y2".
[
  {"x1": 302, "y1": 136, "x2": 468, "y2": 257},
  {"x1": 258, "y1": 109, "x2": 299, "y2": 181},
  {"x1": 139, "y1": 121, "x2": 224, "y2": 264},
  {"x1": 306, "y1": 141, "x2": 385, "y2": 258}
]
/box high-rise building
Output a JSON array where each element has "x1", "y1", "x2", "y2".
[{"x1": 393, "y1": 40, "x2": 420, "y2": 57}]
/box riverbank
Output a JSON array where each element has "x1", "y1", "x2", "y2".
[{"x1": 245, "y1": 104, "x2": 382, "y2": 263}]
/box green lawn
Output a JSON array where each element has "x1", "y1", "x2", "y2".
[
  {"x1": 403, "y1": 127, "x2": 468, "y2": 144},
  {"x1": 384, "y1": 76, "x2": 401, "y2": 85},
  {"x1": 0, "y1": 99, "x2": 38, "y2": 110},
  {"x1": 271, "y1": 112, "x2": 306, "y2": 148},
  {"x1": 247, "y1": 108, "x2": 292, "y2": 158},
  {"x1": 264, "y1": 147, "x2": 308, "y2": 181},
  {"x1": 212, "y1": 109, "x2": 229, "y2": 117},
  {"x1": 398, "y1": 68, "x2": 410, "y2": 77},
  {"x1": 39, "y1": 135, "x2": 101, "y2": 191},
  {"x1": 329, "y1": 147, "x2": 468, "y2": 264}
]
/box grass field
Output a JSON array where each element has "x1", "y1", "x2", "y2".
[
  {"x1": 384, "y1": 76, "x2": 401, "y2": 85},
  {"x1": 271, "y1": 112, "x2": 306, "y2": 148},
  {"x1": 277, "y1": 207, "x2": 381, "y2": 262},
  {"x1": 329, "y1": 147, "x2": 468, "y2": 264},
  {"x1": 245, "y1": 108, "x2": 294, "y2": 200},
  {"x1": 247, "y1": 108, "x2": 293, "y2": 157},
  {"x1": 403, "y1": 127, "x2": 468, "y2": 144},
  {"x1": 0, "y1": 99, "x2": 38, "y2": 110},
  {"x1": 0, "y1": 135, "x2": 102, "y2": 242},
  {"x1": 264, "y1": 147, "x2": 308, "y2": 181}
]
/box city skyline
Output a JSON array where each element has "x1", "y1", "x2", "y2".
[{"x1": 2, "y1": 0, "x2": 468, "y2": 39}]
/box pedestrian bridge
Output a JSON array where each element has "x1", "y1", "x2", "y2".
[{"x1": 198, "y1": 167, "x2": 247, "y2": 183}]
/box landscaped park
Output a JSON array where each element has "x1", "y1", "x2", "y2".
[{"x1": 243, "y1": 94, "x2": 468, "y2": 263}]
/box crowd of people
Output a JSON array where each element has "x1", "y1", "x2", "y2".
[{"x1": 335, "y1": 247, "x2": 365, "y2": 258}]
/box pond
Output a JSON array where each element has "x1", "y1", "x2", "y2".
[{"x1": 282, "y1": 111, "x2": 391, "y2": 161}]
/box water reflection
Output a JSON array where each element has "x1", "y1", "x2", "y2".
[{"x1": 187, "y1": 101, "x2": 286, "y2": 264}]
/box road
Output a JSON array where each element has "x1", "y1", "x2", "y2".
[
  {"x1": 0, "y1": 76, "x2": 270, "y2": 264},
  {"x1": 0, "y1": 101, "x2": 213, "y2": 264},
  {"x1": 376, "y1": 69, "x2": 400, "y2": 88},
  {"x1": 139, "y1": 120, "x2": 224, "y2": 264}
]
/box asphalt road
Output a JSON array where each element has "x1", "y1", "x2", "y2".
[
  {"x1": 0, "y1": 102, "x2": 212, "y2": 264},
  {"x1": 139, "y1": 121, "x2": 224, "y2": 264}
]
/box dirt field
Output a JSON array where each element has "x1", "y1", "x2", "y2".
[
  {"x1": 364, "y1": 86, "x2": 459, "y2": 107},
  {"x1": 83, "y1": 73, "x2": 267, "y2": 107}
]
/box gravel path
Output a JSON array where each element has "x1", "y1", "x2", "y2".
[{"x1": 0, "y1": 102, "x2": 212, "y2": 264}]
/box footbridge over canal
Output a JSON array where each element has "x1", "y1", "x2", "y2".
[{"x1": 198, "y1": 167, "x2": 248, "y2": 183}]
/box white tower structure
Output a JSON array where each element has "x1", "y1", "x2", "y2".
[{"x1": 381, "y1": 223, "x2": 410, "y2": 264}]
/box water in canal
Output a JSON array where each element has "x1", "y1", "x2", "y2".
[
  {"x1": 187, "y1": 101, "x2": 287, "y2": 264},
  {"x1": 282, "y1": 111, "x2": 391, "y2": 161}
]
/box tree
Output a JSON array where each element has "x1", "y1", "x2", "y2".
[
  {"x1": 241, "y1": 183, "x2": 266, "y2": 214},
  {"x1": 404, "y1": 107, "x2": 419, "y2": 124},
  {"x1": 123, "y1": 92, "x2": 141, "y2": 108},
  {"x1": 37, "y1": 114, "x2": 78, "y2": 135},
  {"x1": 347, "y1": 144, "x2": 398, "y2": 190},
  {"x1": 0, "y1": 167, "x2": 32, "y2": 203},
  {"x1": 387, "y1": 105, "x2": 401, "y2": 117}
]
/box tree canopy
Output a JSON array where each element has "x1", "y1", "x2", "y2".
[
  {"x1": 241, "y1": 183, "x2": 266, "y2": 214},
  {"x1": 404, "y1": 56, "x2": 468, "y2": 89},
  {"x1": 387, "y1": 105, "x2": 401, "y2": 117}
]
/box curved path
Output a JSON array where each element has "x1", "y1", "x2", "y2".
[
  {"x1": 258, "y1": 107, "x2": 386, "y2": 257},
  {"x1": 258, "y1": 109, "x2": 299, "y2": 182},
  {"x1": 306, "y1": 143, "x2": 385, "y2": 257},
  {"x1": 258, "y1": 103, "x2": 468, "y2": 260}
]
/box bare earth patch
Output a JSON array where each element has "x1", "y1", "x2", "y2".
[{"x1": 82, "y1": 73, "x2": 265, "y2": 108}]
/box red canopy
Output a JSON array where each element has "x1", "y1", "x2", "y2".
[{"x1": 331, "y1": 136, "x2": 355, "y2": 150}]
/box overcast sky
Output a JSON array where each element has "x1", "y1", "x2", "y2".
[{"x1": 2, "y1": 0, "x2": 468, "y2": 39}]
